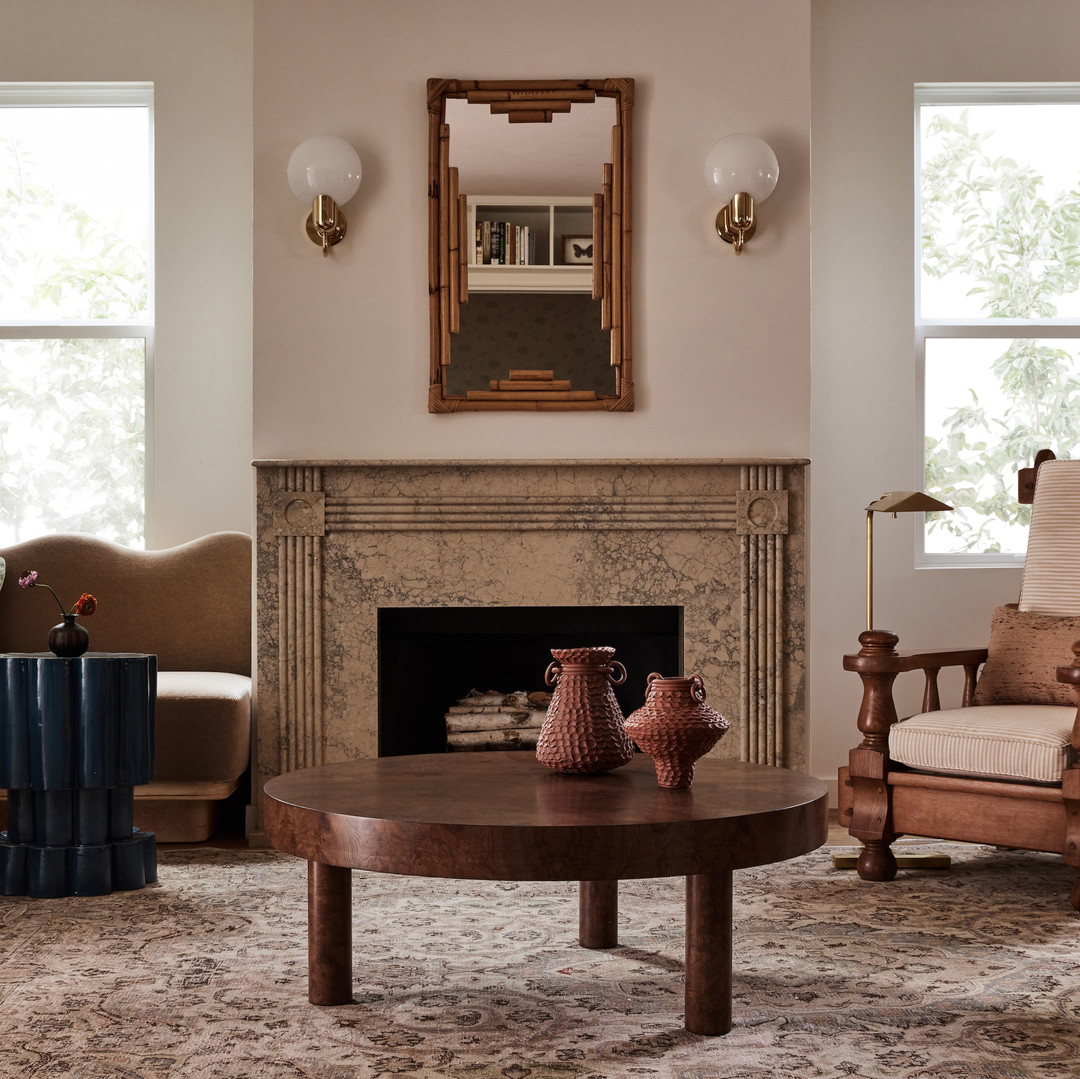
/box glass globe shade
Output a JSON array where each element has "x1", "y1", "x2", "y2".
[
  {"x1": 704, "y1": 134, "x2": 779, "y2": 204},
  {"x1": 287, "y1": 136, "x2": 362, "y2": 205}
]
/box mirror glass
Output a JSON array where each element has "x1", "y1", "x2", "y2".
[{"x1": 427, "y1": 79, "x2": 634, "y2": 412}]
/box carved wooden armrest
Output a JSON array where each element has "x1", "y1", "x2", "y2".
[
  {"x1": 844, "y1": 630, "x2": 988, "y2": 733},
  {"x1": 842, "y1": 631, "x2": 987, "y2": 849}
]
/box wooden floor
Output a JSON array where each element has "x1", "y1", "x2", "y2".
[{"x1": 827, "y1": 812, "x2": 858, "y2": 846}]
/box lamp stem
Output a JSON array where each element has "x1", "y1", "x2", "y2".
[{"x1": 865, "y1": 509, "x2": 874, "y2": 632}]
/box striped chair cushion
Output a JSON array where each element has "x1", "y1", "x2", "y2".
[
  {"x1": 890, "y1": 705, "x2": 1075, "y2": 785},
  {"x1": 1019, "y1": 458, "x2": 1080, "y2": 617}
]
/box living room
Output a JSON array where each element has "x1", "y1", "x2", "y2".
[{"x1": 3, "y1": 1, "x2": 1080, "y2": 1075}]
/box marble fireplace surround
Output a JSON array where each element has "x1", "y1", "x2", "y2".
[{"x1": 253, "y1": 459, "x2": 807, "y2": 826}]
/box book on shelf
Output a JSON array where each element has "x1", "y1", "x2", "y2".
[{"x1": 474, "y1": 220, "x2": 533, "y2": 266}]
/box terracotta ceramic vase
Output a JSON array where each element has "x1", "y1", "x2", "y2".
[
  {"x1": 48, "y1": 613, "x2": 90, "y2": 658},
  {"x1": 624, "y1": 673, "x2": 729, "y2": 789},
  {"x1": 535, "y1": 646, "x2": 635, "y2": 775}
]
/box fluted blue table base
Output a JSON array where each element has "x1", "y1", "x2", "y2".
[
  {"x1": 0, "y1": 827, "x2": 156, "y2": 897},
  {"x1": 1, "y1": 653, "x2": 158, "y2": 898}
]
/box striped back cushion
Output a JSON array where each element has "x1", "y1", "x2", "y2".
[{"x1": 1019, "y1": 459, "x2": 1080, "y2": 616}]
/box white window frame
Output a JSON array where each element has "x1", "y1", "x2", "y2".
[
  {"x1": 0, "y1": 82, "x2": 155, "y2": 542},
  {"x1": 915, "y1": 82, "x2": 1080, "y2": 569}
]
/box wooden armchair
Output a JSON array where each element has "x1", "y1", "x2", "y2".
[{"x1": 837, "y1": 457, "x2": 1080, "y2": 908}]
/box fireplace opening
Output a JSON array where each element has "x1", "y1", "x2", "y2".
[{"x1": 377, "y1": 606, "x2": 682, "y2": 756}]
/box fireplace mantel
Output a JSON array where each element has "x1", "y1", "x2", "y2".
[{"x1": 253, "y1": 459, "x2": 807, "y2": 829}]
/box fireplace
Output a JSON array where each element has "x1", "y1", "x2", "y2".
[
  {"x1": 253, "y1": 458, "x2": 807, "y2": 837},
  {"x1": 378, "y1": 604, "x2": 682, "y2": 756}
]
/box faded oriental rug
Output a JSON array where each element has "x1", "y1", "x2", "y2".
[{"x1": 1, "y1": 844, "x2": 1078, "y2": 1078}]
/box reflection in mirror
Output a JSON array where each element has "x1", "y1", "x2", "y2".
[{"x1": 428, "y1": 79, "x2": 634, "y2": 412}]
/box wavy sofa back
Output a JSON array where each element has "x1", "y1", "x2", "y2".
[{"x1": 0, "y1": 532, "x2": 251, "y2": 675}]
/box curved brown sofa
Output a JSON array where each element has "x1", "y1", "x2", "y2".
[{"x1": 0, "y1": 532, "x2": 252, "y2": 842}]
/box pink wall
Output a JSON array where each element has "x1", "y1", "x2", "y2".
[{"x1": 252, "y1": 0, "x2": 811, "y2": 461}]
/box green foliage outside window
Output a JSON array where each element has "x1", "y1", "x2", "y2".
[
  {"x1": 0, "y1": 127, "x2": 147, "y2": 546},
  {"x1": 921, "y1": 108, "x2": 1080, "y2": 553}
]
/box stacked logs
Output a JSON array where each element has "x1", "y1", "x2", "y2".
[{"x1": 444, "y1": 688, "x2": 550, "y2": 751}]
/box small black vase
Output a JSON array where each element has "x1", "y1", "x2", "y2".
[{"x1": 49, "y1": 613, "x2": 90, "y2": 657}]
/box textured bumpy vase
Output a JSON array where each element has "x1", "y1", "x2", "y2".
[
  {"x1": 624, "y1": 673, "x2": 729, "y2": 788},
  {"x1": 535, "y1": 646, "x2": 635, "y2": 775},
  {"x1": 48, "y1": 613, "x2": 90, "y2": 658}
]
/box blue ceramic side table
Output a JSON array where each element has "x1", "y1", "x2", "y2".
[{"x1": 0, "y1": 652, "x2": 157, "y2": 897}]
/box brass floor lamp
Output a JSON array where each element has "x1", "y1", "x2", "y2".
[
  {"x1": 864, "y1": 490, "x2": 953, "y2": 631},
  {"x1": 834, "y1": 488, "x2": 954, "y2": 871}
]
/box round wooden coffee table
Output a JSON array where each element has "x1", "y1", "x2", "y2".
[{"x1": 263, "y1": 752, "x2": 827, "y2": 1035}]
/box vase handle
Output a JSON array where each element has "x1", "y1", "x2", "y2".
[
  {"x1": 607, "y1": 659, "x2": 627, "y2": 686},
  {"x1": 690, "y1": 674, "x2": 707, "y2": 702},
  {"x1": 544, "y1": 661, "x2": 561, "y2": 687},
  {"x1": 645, "y1": 671, "x2": 662, "y2": 686}
]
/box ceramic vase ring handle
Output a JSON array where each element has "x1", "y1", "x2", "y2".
[
  {"x1": 690, "y1": 673, "x2": 707, "y2": 702},
  {"x1": 606, "y1": 659, "x2": 628, "y2": 686},
  {"x1": 646, "y1": 671, "x2": 662, "y2": 686},
  {"x1": 544, "y1": 661, "x2": 561, "y2": 687}
]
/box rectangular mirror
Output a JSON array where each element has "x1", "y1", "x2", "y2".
[{"x1": 427, "y1": 78, "x2": 634, "y2": 412}]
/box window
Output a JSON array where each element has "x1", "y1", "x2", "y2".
[
  {"x1": 0, "y1": 83, "x2": 152, "y2": 547},
  {"x1": 917, "y1": 85, "x2": 1080, "y2": 565}
]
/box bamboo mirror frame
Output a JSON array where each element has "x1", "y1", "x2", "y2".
[{"x1": 427, "y1": 78, "x2": 634, "y2": 412}]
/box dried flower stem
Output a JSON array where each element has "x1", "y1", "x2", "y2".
[{"x1": 31, "y1": 582, "x2": 67, "y2": 616}]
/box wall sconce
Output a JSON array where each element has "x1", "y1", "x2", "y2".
[
  {"x1": 287, "y1": 136, "x2": 362, "y2": 256},
  {"x1": 865, "y1": 491, "x2": 952, "y2": 631},
  {"x1": 704, "y1": 134, "x2": 779, "y2": 254}
]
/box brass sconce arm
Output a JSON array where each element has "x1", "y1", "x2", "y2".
[
  {"x1": 288, "y1": 136, "x2": 362, "y2": 257},
  {"x1": 704, "y1": 134, "x2": 778, "y2": 255}
]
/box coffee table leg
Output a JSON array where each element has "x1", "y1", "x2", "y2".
[
  {"x1": 308, "y1": 861, "x2": 352, "y2": 1005},
  {"x1": 579, "y1": 880, "x2": 619, "y2": 948},
  {"x1": 684, "y1": 871, "x2": 733, "y2": 1035}
]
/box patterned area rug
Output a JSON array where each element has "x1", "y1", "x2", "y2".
[{"x1": 1, "y1": 844, "x2": 1078, "y2": 1078}]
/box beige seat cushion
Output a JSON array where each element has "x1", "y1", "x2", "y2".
[
  {"x1": 973, "y1": 604, "x2": 1080, "y2": 707},
  {"x1": 155, "y1": 671, "x2": 251, "y2": 784},
  {"x1": 890, "y1": 704, "x2": 1075, "y2": 785}
]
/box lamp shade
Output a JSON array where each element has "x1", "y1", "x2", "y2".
[
  {"x1": 704, "y1": 134, "x2": 779, "y2": 204},
  {"x1": 866, "y1": 491, "x2": 953, "y2": 514},
  {"x1": 287, "y1": 136, "x2": 362, "y2": 206}
]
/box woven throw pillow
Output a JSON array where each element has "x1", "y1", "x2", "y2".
[{"x1": 974, "y1": 603, "x2": 1080, "y2": 707}]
